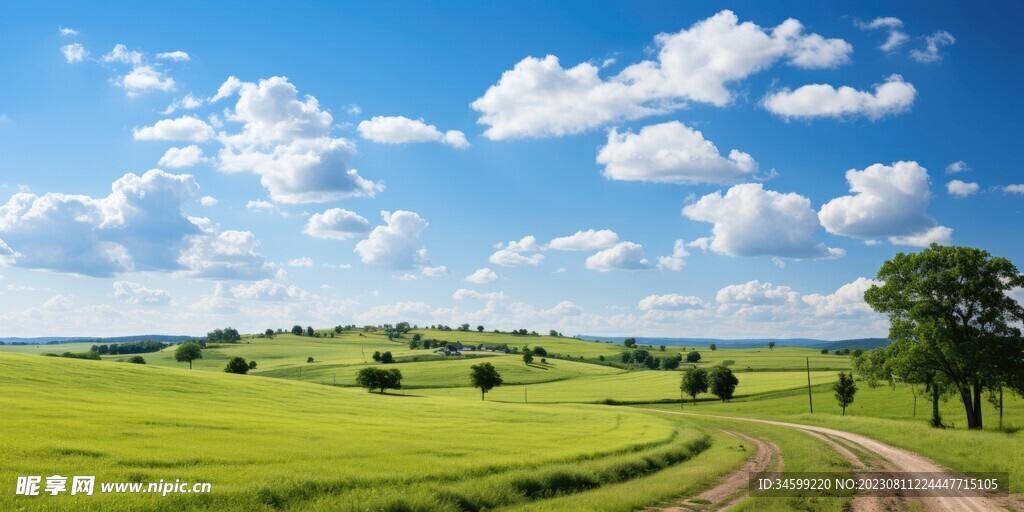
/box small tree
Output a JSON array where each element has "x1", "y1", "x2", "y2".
[
  {"x1": 248, "y1": 360, "x2": 258, "y2": 370},
  {"x1": 768, "y1": 341, "x2": 776, "y2": 351},
  {"x1": 709, "y1": 366, "x2": 739, "y2": 402},
  {"x1": 174, "y1": 342, "x2": 203, "y2": 369},
  {"x1": 225, "y1": 356, "x2": 250, "y2": 374},
  {"x1": 126, "y1": 355, "x2": 146, "y2": 364},
  {"x1": 624, "y1": 337, "x2": 637, "y2": 348},
  {"x1": 291, "y1": 325, "x2": 303, "y2": 336},
  {"x1": 477, "y1": 325, "x2": 485, "y2": 332},
  {"x1": 681, "y1": 367, "x2": 708, "y2": 404},
  {"x1": 265, "y1": 328, "x2": 275, "y2": 338},
  {"x1": 833, "y1": 372, "x2": 858, "y2": 416},
  {"x1": 372, "y1": 351, "x2": 382, "y2": 362},
  {"x1": 306, "y1": 326, "x2": 314, "y2": 337},
  {"x1": 686, "y1": 351, "x2": 701, "y2": 363},
  {"x1": 532, "y1": 346, "x2": 547, "y2": 356},
  {"x1": 470, "y1": 362, "x2": 503, "y2": 400},
  {"x1": 380, "y1": 351, "x2": 394, "y2": 364},
  {"x1": 709, "y1": 343, "x2": 717, "y2": 351},
  {"x1": 307, "y1": 356, "x2": 315, "y2": 363},
  {"x1": 820, "y1": 348, "x2": 829, "y2": 355},
  {"x1": 522, "y1": 351, "x2": 534, "y2": 365}
]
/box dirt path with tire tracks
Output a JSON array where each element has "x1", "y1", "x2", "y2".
[{"x1": 651, "y1": 410, "x2": 1023, "y2": 512}]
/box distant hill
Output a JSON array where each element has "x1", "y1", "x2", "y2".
[
  {"x1": 577, "y1": 335, "x2": 889, "y2": 350},
  {"x1": 0, "y1": 335, "x2": 199, "y2": 346}
]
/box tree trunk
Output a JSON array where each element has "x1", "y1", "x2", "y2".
[
  {"x1": 189, "y1": 360, "x2": 192, "y2": 370},
  {"x1": 958, "y1": 385, "x2": 981, "y2": 429},
  {"x1": 931, "y1": 385, "x2": 943, "y2": 428},
  {"x1": 842, "y1": 405, "x2": 846, "y2": 416},
  {"x1": 481, "y1": 390, "x2": 485, "y2": 401},
  {"x1": 972, "y1": 384, "x2": 983, "y2": 430}
]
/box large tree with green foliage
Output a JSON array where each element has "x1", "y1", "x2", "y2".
[
  {"x1": 708, "y1": 366, "x2": 739, "y2": 402},
  {"x1": 174, "y1": 342, "x2": 203, "y2": 369},
  {"x1": 470, "y1": 362, "x2": 503, "y2": 400},
  {"x1": 356, "y1": 367, "x2": 403, "y2": 393},
  {"x1": 864, "y1": 244, "x2": 1024, "y2": 429},
  {"x1": 680, "y1": 367, "x2": 708, "y2": 404}
]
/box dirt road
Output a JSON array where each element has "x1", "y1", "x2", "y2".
[{"x1": 652, "y1": 411, "x2": 1020, "y2": 512}]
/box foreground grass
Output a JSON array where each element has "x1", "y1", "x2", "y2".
[{"x1": 0, "y1": 352, "x2": 718, "y2": 511}]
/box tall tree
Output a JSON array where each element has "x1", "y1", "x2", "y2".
[
  {"x1": 680, "y1": 367, "x2": 708, "y2": 404},
  {"x1": 174, "y1": 342, "x2": 203, "y2": 370},
  {"x1": 470, "y1": 362, "x2": 503, "y2": 400},
  {"x1": 708, "y1": 366, "x2": 739, "y2": 402},
  {"x1": 833, "y1": 372, "x2": 858, "y2": 416},
  {"x1": 864, "y1": 244, "x2": 1024, "y2": 429}
]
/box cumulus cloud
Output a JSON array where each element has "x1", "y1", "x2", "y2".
[
  {"x1": 162, "y1": 94, "x2": 204, "y2": 115},
  {"x1": 465, "y1": 267, "x2": 498, "y2": 284},
  {"x1": 157, "y1": 145, "x2": 207, "y2": 168},
  {"x1": 1002, "y1": 184, "x2": 1024, "y2": 195},
  {"x1": 354, "y1": 210, "x2": 433, "y2": 269},
  {"x1": 156, "y1": 51, "x2": 190, "y2": 62},
  {"x1": 59, "y1": 26, "x2": 79, "y2": 36},
  {"x1": 945, "y1": 160, "x2": 970, "y2": 174},
  {"x1": 489, "y1": 236, "x2": 544, "y2": 266},
  {"x1": 638, "y1": 294, "x2": 705, "y2": 311},
  {"x1": 287, "y1": 257, "x2": 313, "y2": 267},
  {"x1": 684, "y1": 183, "x2": 842, "y2": 259},
  {"x1": 656, "y1": 239, "x2": 689, "y2": 271},
  {"x1": 134, "y1": 116, "x2": 214, "y2": 142},
  {"x1": 230, "y1": 280, "x2": 313, "y2": 301},
  {"x1": 471, "y1": 10, "x2": 851, "y2": 139},
  {"x1": 946, "y1": 179, "x2": 979, "y2": 197},
  {"x1": 214, "y1": 76, "x2": 381, "y2": 203},
  {"x1": 117, "y1": 65, "x2": 175, "y2": 96},
  {"x1": 855, "y1": 17, "x2": 908, "y2": 52},
  {"x1": 102, "y1": 44, "x2": 143, "y2": 65},
  {"x1": 819, "y1": 161, "x2": 952, "y2": 246},
  {"x1": 585, "y1": 241, "x2": 652, "y2": 272},
  {"x1": 717, "y1": 280, "x2": 799, "y2": 305},
  {"x1": 200, "y1": 196, "x2": 217, "y2": 206},
  {"x1": 763, "y1": 74, "x2": 917, "y2": 120},
  {"x1": 303, "y1": 208, "x2": 371, "y2": 240},
  {"x1": 0, "y1": 170, "x2": 201, "y2": 277},
  {"x1": 911, "y1": 30, "x2": 956, "y2": 63},
  {"x1": 61, "y1": 43, "x2": 87, "y2": 63},
  {"x1": 453, "y1": 288, "x2": 506, "y2": 300},
  {"x1": 802, "y1": 277, "x2": 881, "y2": 317},
  {"x1": 177, "y1": 225, "x2": 280, "y2": 280},
  {"x1": 547, "y1": 229, "x2": 620, "y2": 251},
  {"x1": 598, "y1": 121, "x2": 757, "y2": 184},
  {"x1": 113, "y1": 281, "x2": 171, "y2": 306},
  {"x1": 357, "y1": 116, "x2": 470, "y2": 148}
]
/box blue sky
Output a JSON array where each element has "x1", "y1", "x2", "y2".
[{"x1": 0, "y1": 1, "x2": 1021, "y2": 338}]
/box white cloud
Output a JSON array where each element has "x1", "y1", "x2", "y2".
[
  {"x1": 113, "y1": 281, "x2": 171, "y2": 306},
  {"x1": 421, "y1": 265, "x2": 448, "y2": 277},
  {"x1": 597, "y1": 121, "x2": 757, "y2": 184},
  {"x1": 303, "y1": 208, "x2": 371, "y2": 240},
  {"x1": 7, "y1": 284, "x2": 35, "y2": 292},
  {"x1": 357, "y1": 116, "x2": 470, "y2": 148},
  {"x1": 288, "y1": 257, "x2": 314, "y2": 267},
  {"x1": 656, "y1": 239, "x2": 689, "y2": 271},
  {"x1": 134, "y1": 116, "x2": 214, "y2": 142},
  {"x1": 354, "y1": 210, "x2": 433, "y2": 269},
  {"x1": 855, "y1": 17, "x2": 908, "y2": 52},
  {"x1": 44, "y1": 295, "x2": 74, "y2": 312},
  {"x1": 59, "y1": 26, "x2": 79, "y2": 36},
  {"x1": 946, "y1": 180, "x2": 979, "y2": 197},
  {"x1": 199, "y1": 196, "x2": 218, "y2": 206},
  {"x1": 1003, "y1": 184, "x2": 1024, "y2": 195},
  {"x1": 117, "y1": 65, "x2": 175, "y2": 96},
  {"x1": 819, "y1": 161, "x2": 952, "y2": 246},
  {"x1": 453, "y1": 288, "x2": 506, "y2": 300},
  {"x1": 177, "y1": 226, "x2": 280, "y2": 280},
  {"x1": 162, "y1": 94, "x2": 204, "y2": 115},
  {"x1": 638, "y1": 294, "x2": 705, "y2": 311},
  {"x1": 684, "y1": 183, "x2": 842, "y2": 259},
  {"x1": 156, "y1": 51, "x2": 190, "y2": 62},
  {"x1": 585, "y1": 241, "x2": 652, "y2": 272},
  {"x1": 398, "y1": 273, "x2": 418, "y2": 281},
  {"x1": 763, "y1": 74, "x2": 917, "y2": 120},
  {"x1": 717, "y1": 280, "x2": 799, "y2": 305},
  {"x1": 911, "y1": 30, "x2": 955, "y2": 63},
  {"x1": 803, "y1": 277, "x2": 881, "y2": 317},
  {"x1": 547, "y1": 229, "x2": 619, "y2": 251},
  {"x1": 102, "y1": 44, "x2": 143, "y2": 65},
  {"x1": 465, "y1": 267, "x2": 498, "y2": 284},
  {"x1": 230, "y1": 280, "x2": 313, "y2": 301},
  {"x1": 489, "y1": 236, "x2": 544, "y2": 266},
  {"x1": 210, "y1": 76, "x2": 243, "y2": 103},
  {"x1": 471, "y1": 10, "x2": 851, "y2": 139},
  {"x1": 215, "y1": 77, "x2": 380, "y2": 204},
  {"x1": 945, "y1": 160, "x2": 970, "y2": 174},
  {"x1": 0, "y1": 170, "x2": 202, "y2": 277},
  {"x1": 346, "y1": 104, "x2": 362, "y2": 115},
  {"x1": 61, "y1": 43, "x2": 87, "y2": 63},
  {"x1": 157, "y1": 145, "x2": 207, "y2": 168}
]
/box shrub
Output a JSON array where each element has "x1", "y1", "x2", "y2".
[{"x1": 224, "y1": 356, "x2": 250, "y2": 374}]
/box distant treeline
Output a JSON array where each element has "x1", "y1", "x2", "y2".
[{"x1": 91, "y1": 340, "x2": 169, "y2": 355}]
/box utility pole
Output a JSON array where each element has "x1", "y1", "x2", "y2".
[{"x1": 806, "y1": 357, "x2": 813, "y2": 414}]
